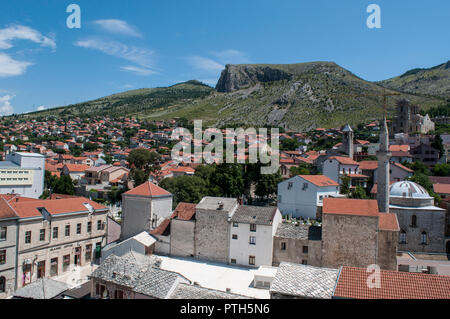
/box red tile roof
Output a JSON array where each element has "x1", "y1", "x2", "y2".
[
  {"x1": 10, "y1": 197, "x2": 107, "y2": 218},
  {"x1": 323, "y1": 198, "x2": 379, "y2": 217},
  {"x1": 378, "y1": 213, "x2": 399, "y2": 230},
  {"x1": 392, "y1": 162, "x2": 413, "y2": 173},
  {"x1": 0, "y1": 197, "x2": 18, "y2": 219},
  {"x1": 329, "y1": 156, "x2": 359, "y2": 165},
  {"x1": 389, "y1": 144, "x2": 409, "y2": 152},
  {"x1": 63, "y1": 164, "x2": 90, "y2": 172},
  {"x1": 124, "y1": 181, "x2": 171, "y2": 197},
  {"x1": 334, "y1": 266, "x2": 450, "y2": 299},
  {"x1": 150, "y1": 218, "x2": 171, "y2": 236},
  {"x1": 358, "y1": 161, "x2": 378, "y2": 170},
  {"x1": 433, "y1": 183, "x2": 450, "y2": 195},
  {"x1": 299, "y1": 175, "x2": 339, "y2": 187},
  {"x1": 171, "y1": 202, "x2": 196, "y2": 221}
]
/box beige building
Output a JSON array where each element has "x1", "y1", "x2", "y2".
[{"x1": 9, "y1": 196, "x2": 108, "y2": 289}]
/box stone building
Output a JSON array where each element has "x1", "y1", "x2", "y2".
[
  {"x1": 0, "y1": 196, "x2": 18, "y2": 298},
  {"x1": 194, "y1": 197, "x2": 239, "y2": 263},
  {"x1": 389, "y1": 181, "x2": 447, "y2": 253},
  {"x1": 321, "y1": 198, "x2": 399, "y2": 270},
  {"x1": 272, "y1": 223, "x2": 322, "y2": 267},
  {"x1": 120, "y1": 182, "x2": 172, "y2": 240},
  {"x1": 341, "y1": 124, "x2": 354, "y2": 159},
  {"x1": 392, "y1": 99, "x2": 435, "y2": 135},
  {"x1": 11, "y1": 197, "x2": 108, "y2": 290}
]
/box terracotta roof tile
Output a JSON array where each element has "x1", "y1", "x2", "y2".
[
  {"x1": 124, "y1": 181, "x2": 171, "y2": 197},
  {"x1": 171, "y1": 202, "x2": 196, "y2": 221},
  {"x1": 334, "y1": 266, "x2": 450, "y2": 299},
  {"x1": 329, "y1": 156, "x2": 359, "y2": 165},
  {"x1": 299, "y1": 175, "x2": 339, "y2": 187},
  {"x1": 0, "y1": 197, "x2": 18, "y2": 219},
  {"x1": 433, "y1": 183, "x2": 450, "y2": 195},
  {"x1": 378, "y1": 213, "x2": 399, "y2": 230},
  {"x1": 358, "y1": 161, "x2": 378, "y2": 170},
  {"x1": 323, "y1": 198, "x2": 379, "y2": 217}
]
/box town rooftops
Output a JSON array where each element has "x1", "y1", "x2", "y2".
[
  {"x1": 433, "y1": 183, "x2": 450, "y2": 195},
  {"x1": 322, "y1": 198, "x2": 379, "y2": 217},
  {"x1": 334, "y1": 266, "x2": 450, "y2": 299},
  {"x1": 123, "y1": 181, "x2": 171, "y2": 197},
  {"x1": 13, "y1": 278, "x2": 70, "y2": 299},
  {"x1": 328, "y1": 156, "x2": 359, "y2": 165},
  {"x1": 63, "y1": 164, "x2": 90, "y2": 172},
  {"x1": 358, "y1": 160, "x2": 378, "y2": 170},
  {"x1": 378, "y1": 213, "x2": 400, "y2": 231},
  {"x1": 231, "y1": 205, "x2": 278, "y2": 225},
  {"x1": 9, "y1": 197, "x2": 107, "y2": 219},
  {"x1": 274, "y1": 222, "x2": 322, "y2": 241},
  {"x1": 90, "y1": 254, "x2": 188, "y2": 299},
  {"x1": 270, "y1": 262, "x2": 339, "y2": 299},
  {"x1": 298, "y1": 175, "x2": 339, "y2": 187},
  {"x1": 170, "y1": 283, "x2": 247, "y2": 299},
  {"x1": 171, "y1": 202, "x2": 196, "y2": 221}
]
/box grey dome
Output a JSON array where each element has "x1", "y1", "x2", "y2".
[{"x1": 389, "y1": 181, "x2": 431, "y2": 199}]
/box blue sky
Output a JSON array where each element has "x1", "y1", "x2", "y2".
[{"x1": 0, "y1": 0, "x2": 449, "y2": 115}]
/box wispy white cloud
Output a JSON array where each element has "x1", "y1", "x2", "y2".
[
  {"x1": 0, "y1": 25, "x2": 56, "y2": 50},
  {"x1": 93, "y1": 19, "x2": 142, "y2": 38},
  {"x1": 37, "y1": 105, "x2": 46, "y2": 111},
  {"x1": 74, "y1": 38, "x2": 156, "y2": 70},
  {"x1": 211, "y1": 49, "x2": 249, "y2": 64},
  {"x1": 198, "y1": 78, "x2": 218, "y2": 86},
  {"x1": 121, "y1": 65, "x2": 157, "y2": 76},
  {"x1": 187, "y1": 56, "x2": 224, "y2": 72},
  {"x1": 0, "y1": 53, "x2": 32, "y2": 77},
  {"x1": 0, "y1": 94, "x2": 14, "y2": 116}
]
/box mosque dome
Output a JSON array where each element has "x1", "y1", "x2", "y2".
[{"x1": 389, "y1": 181, "x2": 431, "y2": 198}]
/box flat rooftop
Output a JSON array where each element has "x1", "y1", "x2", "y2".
[{"x1": 156, "y1": 255, "x2": 271, "y2": 299}]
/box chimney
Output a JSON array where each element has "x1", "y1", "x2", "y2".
[{"x1": 218, "y1": 201, "x2": 224, "y2": 210}]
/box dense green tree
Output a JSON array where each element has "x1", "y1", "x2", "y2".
[
  {"x1": 349, "y1": 186, "x2": 369, "y2": 199},
  {"x1": 431, "y1": 135, "x2": 445, "y2": 158},
  {"x1": 83, "y1": 142, "x2": 98, "y2": 152},
  {"x1": 433, "y1": 163, "x2": 450, "y2": 176},
  {"x1": 340, "y1": 174, "x2": 351, "y2": 195},
  {"x1": 255, "y1": 172, "x2": 283, "y2": 199},
  {"x1": 280, "y1": 138, "x2": 300, "y2": 151},
  {"x1": 406, "y1": 161, "x2": 431, "y2": 175},
  {"x1": 290, "y1": 163, "x2": 313, "y2": 176},
  {"x1": 408, "y1": 173, "x2": 440, "y2": 205},
  {"x1": 159, "y1": 175, "x2": 208, "y2": 208},
  {"x1": 211, "y1": 164, "x2": 245, "y2": 197},
  {"x1": 52, "y1": 175, "x2": 75, "y2": 195},
  {"x1": 130, "y1": 169, "x2": 149, "y2": 187}
]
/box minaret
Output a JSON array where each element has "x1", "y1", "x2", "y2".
[
  {"x1": 342, "y1": 124, "x2": 354, "y2": 159},
  {"x1": 376, "y1": 117, "x2": 391, "y2": 213}
]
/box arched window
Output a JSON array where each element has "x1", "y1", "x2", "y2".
[
  {"x1": 421, "y1": 231, "x2": 427, "y2": 245},
  {"x1": 411, "y1": 215, "x2": 417, "y2": 228},
  {"x1": 399, "y1": 230, "x2": 406, "y2": 244},
  {"x1": 0, "y1": 276, "x2": 5, "y2": 293}
]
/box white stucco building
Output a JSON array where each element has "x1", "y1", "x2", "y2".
[
  {"x1": 278, "y1": 175, "x2": 340, "y2": 219},
  {"x1": 229, "y1": 205, "x2": 282, "y2": 267},
  {"x1": 0, "y1": 152, "x2": 45, "y2": 199}
]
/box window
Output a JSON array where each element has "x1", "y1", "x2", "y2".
[
  {"x1": 319, "y1": 195, "x2": 324, "y2": 202},
  {"x1": 85, "y1": 244, "x2": 92, "y2": 262},
  {"x1": 302, "y1": 246, "x2": 308, "y2": 254},
  {"x1": 53, "y1": 227, "x2": 58, "y2": 239},
  {"x1": 50, "y1": 258, "x2": 58, "y2": 276},
  {"x1": 411, "y1": 215, "x2": 417, "y2": 228},
  {"x1": 287, "y1": 182, "x2": 293, "y2": 190},
  {"x1": 399, "y1": 230, "x2": 406, "y2": 244},
  {"x1": 25, "y1": 231, "x2": 31, "y2": 244},
  {"x1": 230, "y1": 259, "x2": 236, "y2": 264},
  {"x1": 0, "y1": 226, "x2": 6, "y2": 241},
  {"x1": 232, "y1": 234, "x2": 238, "y2": 240},
  {"x1": 76, "y1": 223, "x2": 81, "y2": 234},
  {"x1": 65, "y1": 225, "x2": 70, "y2": 237},
  {"x1": 39, "y1": 229, "x2": 45, "y2": 241},
  {"x1": 421, "y1": 232, "x2": 427, "y2": 245},
  {"x1": 0, "y1": 250, "x2": 5, "y2": 265},
  {"x1": 302, "y1": 183, "x2": 308, "y2": 190},
  {"x1": 249, "y1": 256, "x2": 255, "y2": 266},
  {"x1": 97, "y1": 220, "x2": 102, "y2": 230},
  {"x1": 232, "y1": 222, "x2": 238, "y2": 228},
  {"x1": 281, "y1": 242, "x2": 286, "y2": 250},
  {"x1": 114, "y1": 290, "x2": 124, "y2": 299},
  {"x1": 249, "y1": 236, "x2": 256, "y2": 245},
  {"x1": 87, "y1": 222, "x2": 92, "y2": 232},
  {"x1": 302, "y1": 260, "x2": 307, "y2": 265},
  {"x1": 250, "y1": 224, "x2": 257, "y2": 232},
  {"x1": 0, "y1": 276, "x2": 5, "y2": 293},
  {"x1": 63, "y1": 255, "x2": 70, "y2": 272}
]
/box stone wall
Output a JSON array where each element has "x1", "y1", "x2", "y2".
[
  {"x1": 377, "y1": 229, "x2": 398, "y2": 270},
  {"x1": 194, "y1": 208, "x2": 230, "y2": 263},
  {"x1": 170, "y1": 219, "x2": 195, "y2": 257},
  {"x1": 272, "y1": 237, "x2": 322, "y2": 267},
  {"x1": 322, "y1": 214, "x2": 378, "y2": 269}
]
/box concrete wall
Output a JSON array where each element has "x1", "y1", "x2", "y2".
[
  {"x1": 154, "y1": 234, "x2": 170, "y2": 255},
  {"x1": 121, "y1": 195, "x2": 151, "y2": 240},
  {"x1": 322, "y1": 214, "x2": 378, "y2": 269},
  {"x1": 170, "y1": 219, "x2": 195, "y2": 257},
  {"x1": 151, "y1": 196, "x2": 172, "y2": 222},
  {"x1": 0, "y1": 219, "x2": 18, "y2": 298}
]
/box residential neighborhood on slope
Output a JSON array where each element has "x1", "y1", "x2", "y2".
[{"x1": 0, "y1": 100, "x2": 449, "y2": 300}]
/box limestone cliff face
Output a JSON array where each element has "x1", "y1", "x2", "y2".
[{"x1": 216, "y1": 64, "x2": 292, "y2": 92}]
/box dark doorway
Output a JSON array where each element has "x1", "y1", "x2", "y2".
[{"x1": 446, "y1": 241, "x2": 450, "y2": 255}]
